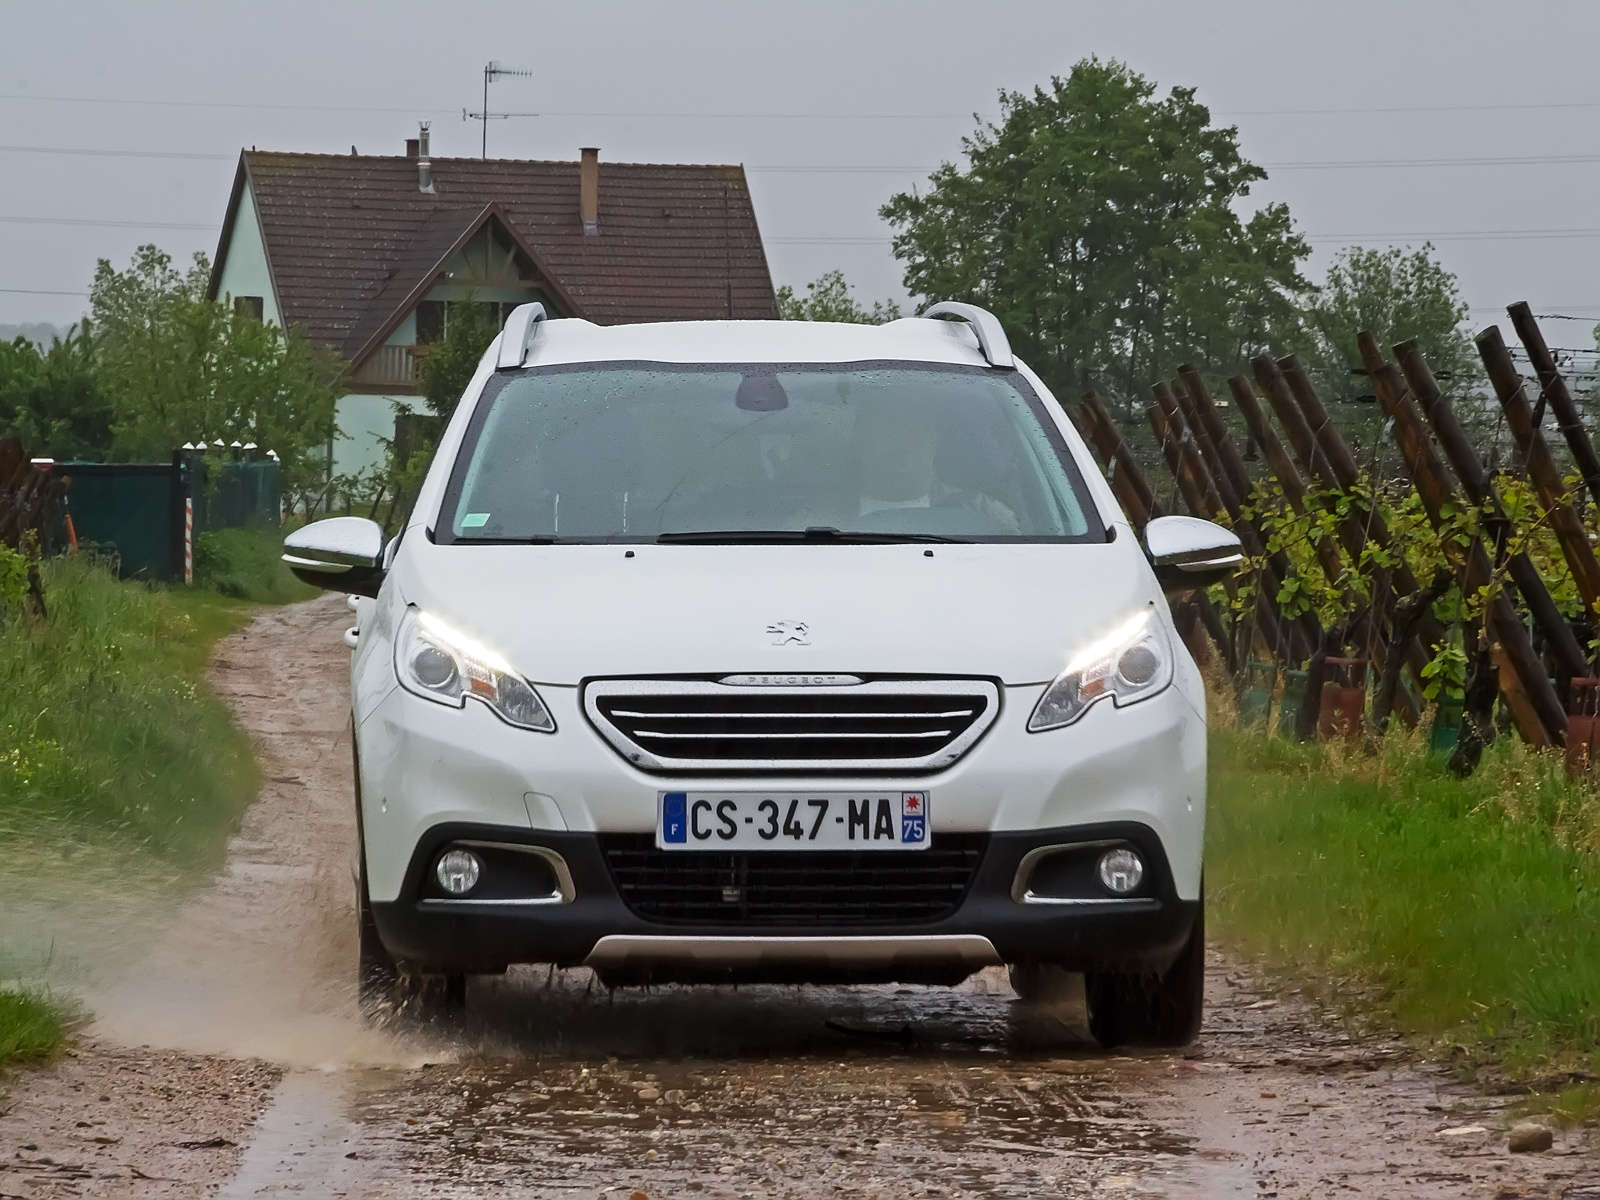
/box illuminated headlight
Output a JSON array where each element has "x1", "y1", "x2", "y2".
[
  {"x1": 396, "y1": 608, "x2": 556, "y2": 732},
  {"x1": 1027, "y1": 608, "x2": 1173, "y2": 732}
]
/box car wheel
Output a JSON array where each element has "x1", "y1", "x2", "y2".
[{"x1": 1085, "y1": 897, "x2": 1205, "y2": 1049}]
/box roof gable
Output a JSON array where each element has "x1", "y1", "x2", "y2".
[{"x1": 217, "y1": 152, "x2": 778, "y2": 356}]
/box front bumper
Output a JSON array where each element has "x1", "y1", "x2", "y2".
[{"x1": 370, "y1": 819, "x2": 1201, "y2": 985}]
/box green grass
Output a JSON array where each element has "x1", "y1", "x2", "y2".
[
  {"x1": 1208, "y1": 724, "x2": 1600, "y2": 1094},
  {"x1": 0, "y1": 555, "x2": 259, "y2": 867},
  {"x1": 0, "y1": 989, "x2": 65, "y2": 1071},
  {"x1": 193, "y1": 523, "x2": 318, "y2": 604}
]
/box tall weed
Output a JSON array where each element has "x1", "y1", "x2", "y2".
[{"x1": 0, "y1": 556, "x2": 256, "y2": 866}]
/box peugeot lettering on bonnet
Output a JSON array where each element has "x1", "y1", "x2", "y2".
[{"x1": 284, "y1": 301, "x2": 1241, "y2": 1046}]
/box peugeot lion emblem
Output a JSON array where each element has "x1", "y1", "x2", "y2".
[{"x1": 767, "y1": 620, "x2": 811, "y2": 646}]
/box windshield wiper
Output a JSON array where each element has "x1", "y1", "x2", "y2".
[{"x1": 656, "y1": 526, "x2": 968, "y2": 545}]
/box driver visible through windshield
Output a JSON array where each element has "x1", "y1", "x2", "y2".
[{"x1": 439, "y1": 361, "x2": 1101, "y2": 543}]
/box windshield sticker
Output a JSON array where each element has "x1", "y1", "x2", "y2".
[{"x1": 461, "y1": 512, "x2": 491, "y2": 528}]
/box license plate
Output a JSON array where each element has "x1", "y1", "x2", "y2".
[{"x1": 657, "y1": 792, "x2": 930, "y2": 851}]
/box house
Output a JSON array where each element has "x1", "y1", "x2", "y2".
[{"x1": 205, "y1": 126, "x2": 779, "y2": 477}]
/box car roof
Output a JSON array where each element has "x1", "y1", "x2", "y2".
[{"x1": 517, "y1": 316, "x2": 998, "y2": 369}]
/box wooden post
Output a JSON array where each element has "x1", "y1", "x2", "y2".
[
  {"x1": 1081, "y1": 393, "x2": 1234, "y2": 672},
  {"x1": 1079, "y1": 392, "x2": 1164, "y2": 524},
  {"x1": 1152, "y1": 383, "x2": 1225, "y2": 516},
  {"x1": 1227, "y1": 376, "x2": 1350, "y2": 594},
  {"x1": 1169, "y1": 371, "x2": 1322, "y2": 664},
  {"x1": 1507, "y1": 301, "x2": 1600, "y2": 514},
  {"x1": 1149, "y1": 398, "x2": 1286, "y2": 661},
  {"x1": 1394, "y1": 337, "x2": 1590, "y2": 696},
  {"x1": 1359, "y1": 333, "x2": 1564, "y2": 746},
  {"x1": 1255, "y1": 354, "x2": 1446, "y2": 674},
  {"x1": 1229, "y1": 375, "x2": 1417, "y2": 726},
  {"x1": 1475, "y1": 325, "x2": 1600, "y2": 617}
]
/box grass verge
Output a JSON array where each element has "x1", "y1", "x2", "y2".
[
  {"x1": 1208, "y1": 724, "x2": 1600, "y2": 1115},
  {"x1": 0, "y1": 555, "x2": 259, "y2": 867},
  {"x1": 194, "y1": 522, "x2": 318, "y2": 604},
  {"x1": 0, "y1": 989, "x2": 65, "y2": 1072}
]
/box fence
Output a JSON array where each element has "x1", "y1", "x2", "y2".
[
  {"x1": 1078, "y1": 303, "x2": 1600, "y2": 773},
  {"x1": 52, "y1": 452, "x2": 280, "y2": 583}
]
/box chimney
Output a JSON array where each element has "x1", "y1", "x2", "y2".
[
  {"x1": 417, "y1": 122, "x2": 436, "y2": 194},
  {"x1": 580, "y1": 147, "x2": 599, "y2": 235},
  {"x1": 405, "y1": 138, "x2": 419, "y2": 158}
]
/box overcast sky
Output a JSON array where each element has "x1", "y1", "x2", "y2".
[{"x1": 3, "y1": 0, "x2": 1599, "y2": 348}]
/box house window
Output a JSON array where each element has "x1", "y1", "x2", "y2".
[
  {"x1": 415, "y1": 301, "x2": 445, "y2": 344},
  {"x1": 235, "y1": 295, "x2": 264, "y2": 321}
]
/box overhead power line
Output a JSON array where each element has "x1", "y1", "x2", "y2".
[
  {"x1": 0, "y1": 215, "x2": 214, "y2": 230},
  {"x1": 4, "y1": 91, "x2": 1600, "y2": 120}
]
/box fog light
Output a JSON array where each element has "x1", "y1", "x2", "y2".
[
  {"x1": 436, "y1": 848, "x2": 482, "y2": 896},
  {"x1": 1097, "y1": 847, "x2": 1144, "y2": 895}
]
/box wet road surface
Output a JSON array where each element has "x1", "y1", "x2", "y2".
[{"x1": 4, "y1": 594, "x2": 1596, "y2": 1199}]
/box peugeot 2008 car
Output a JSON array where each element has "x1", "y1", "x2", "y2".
[{"x1": 285, "y1": 302, "x2": 1241, "y2": 1047}]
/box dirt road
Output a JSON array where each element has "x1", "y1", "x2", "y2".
[{"x1": 3, "y1": 594, "x2": 1596, "y2": 1198}]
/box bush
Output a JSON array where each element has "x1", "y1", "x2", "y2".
[{"x1": 194, "y1": 525, "x2": 317, "y2": 604}]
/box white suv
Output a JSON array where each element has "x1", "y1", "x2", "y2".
[{"x1": 285, "y1": 302, "x2": 1239, "y2": 1047}]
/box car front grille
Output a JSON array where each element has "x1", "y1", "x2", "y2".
[
  {"x1": 599, "y1": 833, "x2": 987, "y2": 927},
  {"x1": 582, "y1": 678, "x2": 1000, "y2": 773}
]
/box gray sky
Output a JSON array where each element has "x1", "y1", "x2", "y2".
[{"x1": 3, "y1": 0, "x2": 1599, "y2": 347}]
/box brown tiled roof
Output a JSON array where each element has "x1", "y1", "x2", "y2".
[{"x1": 207, "y1": 151, "x2": 779, "y2": 363}]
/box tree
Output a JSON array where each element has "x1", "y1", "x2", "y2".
[
  {"x1": 89, "y1": 245, "x2": 342, "y2": 499},
  {"x1": 0, "y1": 323, "x2": 112, "y2": 460},
  {"x1": 776, "y1": 270, "x2": 901, "y2": 324},
  {"x1": 880, "y1": 58, "x2": 1311, "y2": 408},
  {"x1": 416, "y1": 300, "x2": 500, "y2": 421},
  {"x1": 1305, "y1": 243, "x2": 1475, "y2": 400}
]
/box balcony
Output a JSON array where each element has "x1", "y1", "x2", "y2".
[{"x1": 349, "y1": 344, "x2": 422, "y2": 392}]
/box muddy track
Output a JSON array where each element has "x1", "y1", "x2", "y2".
[{"x1": 2, "y1": 593, "x2": 1595, "y2": 1198}]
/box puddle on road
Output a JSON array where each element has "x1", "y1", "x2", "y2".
[{"x1": 285, "y1": 966, "x2": 1224, "y2": 1199}]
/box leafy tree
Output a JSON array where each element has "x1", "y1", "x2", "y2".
[
  {"x1": 880, "y1": 58, "x2": 1311, "y2": 408},
  {"x1": 1305, "y1": 243, "x2": 1475, "y2": 399},
  {"x1": 89, "y1": 245, "x2": 342, "y2": 501},
  {"x1": 417, "y1": 300, "x2": 499, "y2": 420},
  {"x1": 0, "y1": 323, "x2": 112, "y2": 460},
  {"x1": 777, "y1": 270, "x2": 901, "y2": 324}
]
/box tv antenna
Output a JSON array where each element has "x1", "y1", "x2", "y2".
[{"x1": 463, "y1": 61, "x2": 536, "y2": 159}]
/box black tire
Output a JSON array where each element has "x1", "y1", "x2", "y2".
[{"x1": 1085, "y1": 899, "x2": 1205, "y2": 1049}]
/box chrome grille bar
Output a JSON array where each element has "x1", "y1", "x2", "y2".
[{"x1": 583, "y1": 678, "x2": 1000, "y2": 773}]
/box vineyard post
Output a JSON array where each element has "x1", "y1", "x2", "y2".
[
  {"x1": 1258, "y1": 355, "x2": 1446, "y2": 684},
  {"x1": 1171, "y1": 370, "x2": 1322, "y2": 664},
  {"x1": 1079, "y1": 394, "x2": 1233, "y2": 672},
  {"x1": 1148, "y1": 396, "x2": 1283, "y2": 662},
  {"x1": 1507, "y1": 301, "x2": 1600, "y2": 515},
  {"x1": 1394, "y1": 337, "x2": 1590, "y2": 698},
  {"x1": 1229, "y1": 376, "x2": 1416, "y2": 728},
  {"x1": 1079, "y1": 392, "x2": 1164, "y2": 522},
  {"x1": 1475, "y1": 325, "x2": 1600, "y2": 617},
  {"x1": 1226, "y1": 376, "x2": 1352, "y2": 600},
  {"x1": 1360, "y1": 334, "x2": 1565, "y2": 747}
]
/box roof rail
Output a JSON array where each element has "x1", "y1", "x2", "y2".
[
  {"x1": 496, "y1": 302, "x2": 548, "y2": 370},
  {"x1": 922, "y1": 301, "x2": 1014, "y2": 369}
]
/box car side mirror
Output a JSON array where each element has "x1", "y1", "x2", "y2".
[
  {"x1": 1144, "y1": 515, "x2": 1243, "y2": 591},
  {"x1": 283, "y1": 516, "x2": 387, "y2": 598}
]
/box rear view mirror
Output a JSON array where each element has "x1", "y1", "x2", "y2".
[
  {"x1": 283, "y1": 516, "x2": 387, "y2": 598},
  {"x1": 1144, "y1": 515, "x2": 1243, "y2": 591}
]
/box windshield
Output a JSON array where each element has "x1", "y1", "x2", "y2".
[{"x1": 437, "y1": 361, "x2": 1103, "y2": 544}]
